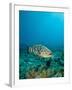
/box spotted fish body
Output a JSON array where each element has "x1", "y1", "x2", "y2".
[{"x1": 29, "y1": 44, "x2": 52, "y2": 58}]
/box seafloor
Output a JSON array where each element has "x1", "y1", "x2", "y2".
[{"x1": 19, "y1": 48, "x2": 64, "y2": 79}]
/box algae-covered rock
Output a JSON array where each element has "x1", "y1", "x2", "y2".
[{"x1": 26, "y1": 69, "x2": 38, "y2": 79}]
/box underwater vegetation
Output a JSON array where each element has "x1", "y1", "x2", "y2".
[{"x1": 19, "y1": 44, "x2": 64, "y2": 79}]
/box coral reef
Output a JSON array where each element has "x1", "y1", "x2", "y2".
[{"x1": 19, "y1": 47, "x2": 64, "y2": 79}]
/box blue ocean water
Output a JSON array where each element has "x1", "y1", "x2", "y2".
[
  {"x1": 19, "y1": 10, "x2": 64, "y2": 51},
  {"x1": 19, "y1": 10, "x2": 64, "y2": 79}
]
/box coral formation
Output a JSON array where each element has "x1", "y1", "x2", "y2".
[{"x1": 19, "y1": 46, "x2": 64, "y2": 79}]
